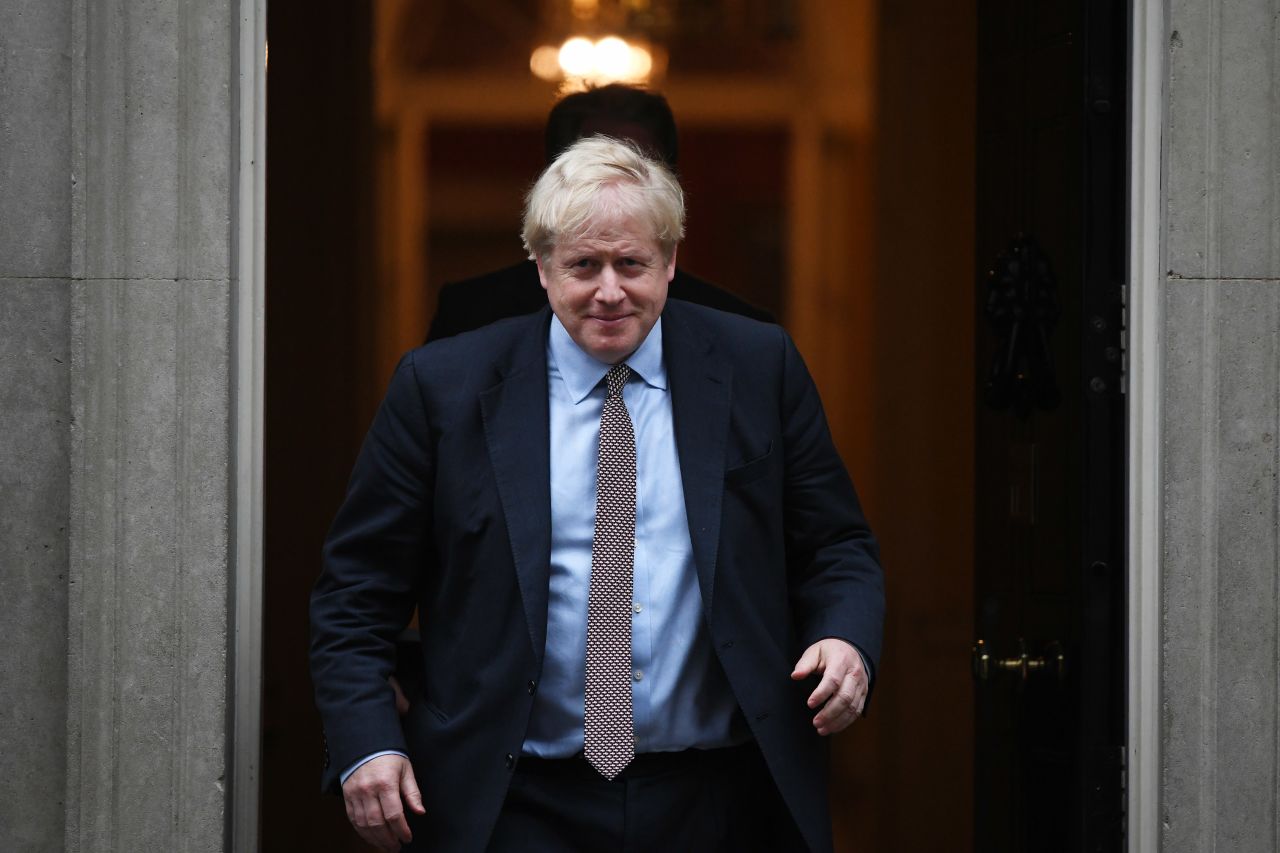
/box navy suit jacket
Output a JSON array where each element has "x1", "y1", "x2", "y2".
[{"x1": 310, "y1": 299, "x2": 884, "y2": 852}]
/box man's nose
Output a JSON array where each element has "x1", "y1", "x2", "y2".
[{"x1": 594, "y1": 267, "x2": 625, "y2": 302}]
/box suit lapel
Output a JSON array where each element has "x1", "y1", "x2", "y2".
[
  {"x1": 663, "y1": 302, "x2": 732, "y2": 614},
  {"x1": 479, "y1": 308, "x2": 553, "y2": 665}
]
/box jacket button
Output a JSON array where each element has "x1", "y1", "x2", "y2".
[
  {"x1": 527, "y1": 680, "x2": 537, "y2": 694},
  {"x1": 505, "y1": 753, "x2": 515, "y2": 770}
]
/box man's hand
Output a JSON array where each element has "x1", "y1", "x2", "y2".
[
  {"x1": 388, "y1": 675, "x2": 410, "y2": 717},
  {"x1": 341, "y1": 754, "x2": 425, "y2": 851},
  {"x1": 791, "y1": 638, "x2": 868, "y2": 736}
]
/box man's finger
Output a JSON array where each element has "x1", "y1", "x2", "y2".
[
  {"x1": 349, "y1": 794, "x2": 395, "y2": 852},
  {"x1": 791, "y1": 644, "x2": 823, "y2": 680},
  {"x1": 401, "y1": 763, "x2": 426, "y2": 815},
  {"x1": 816, "y1": 702, "x2": 860, "y2": 735},
  {"x1": 389, "y1": 675, "x2": 410, "y2": 717},
  {"x1": 806, "y1": 670, "x2": 841, "y2": 709},
  {"x1": 818, "y1": 668, "x2": 871, "y2": 733},
  {"x1": 812, "y1": 681, "x2": 853, "y2": 725},
  {"x1": 813, "y1": 670, "x2": 861, "y2": 725},
  {"x1": 343, "y1": 792, "x2": 363, "y2": 833},
  {"x1": 362, "y1": 824, "x2": 398, "y2": 852},
  {"x1": 378, "y1": 783, "x2": 413, "y2": 846},
  {"x1": 360, "y1": 791, "x2": 399, "y2": 852}
]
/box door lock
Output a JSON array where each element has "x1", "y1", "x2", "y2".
[{"x1": 972, "y1": 638, "x2": 1065, "y2": 683}]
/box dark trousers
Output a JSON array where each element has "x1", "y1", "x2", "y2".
[{"x1": 484, "y1": 742, "x2": 806, "y2": 852}]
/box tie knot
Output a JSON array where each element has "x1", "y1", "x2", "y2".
[{"x1": 605, "y1": 364, "x2": 631, "y2": 399}]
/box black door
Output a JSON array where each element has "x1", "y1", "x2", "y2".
[{"x1": 973, "y1": 1, "x2": 1126, "y2": 850}]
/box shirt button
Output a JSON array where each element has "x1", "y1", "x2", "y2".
[
  {"x1": 632, "y1": 602, "x2": 643, "y2": 614},
  {"x1": 633, "y1": 669, "x2": 644, "y2": 682}
]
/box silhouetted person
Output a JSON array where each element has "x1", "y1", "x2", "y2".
[{"x1": 424, "y1": 84, "x2": 772, "y2": 345}]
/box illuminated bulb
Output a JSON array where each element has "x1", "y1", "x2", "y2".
[
  {"x1": 530, "y1": 44, "x2": 561, "y2": 80},
  {"x1": 627, "y1": 45, "x2": 653, "y2": 80},
  {"x1": 593, "y1": 37, "x2": 632, "y2": 79},
  {"x1": 559, "y1": 37, "x2": 596, "y2": 77},
  {"x1": 536, "y1": 34, "x2": 656, "y2": 84}
]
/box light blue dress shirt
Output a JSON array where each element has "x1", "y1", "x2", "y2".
[{"x1": 521, "y1": 315, "x2": 744, "y2": 757}]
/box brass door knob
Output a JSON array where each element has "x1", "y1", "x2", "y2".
[{"x1": 972, "y1": 638, "x2": 1065, "y2": 683}]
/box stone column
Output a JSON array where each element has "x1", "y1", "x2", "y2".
[
  {"x1": 0, "y1": 0, "x2": 251, "y2": 849},
  {"x1": 0, "y1": 2, "x2": 73, "y2": 849},
  {"x1": 64, "y1": 0, "x2": 245, "y2": 846},
  {"x1": 1161, "y1": 0, "x2": 1280, "y2": 850}
]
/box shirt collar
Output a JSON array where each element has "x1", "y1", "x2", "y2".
[{"x1": 548, "y1": 314, "x2": 668, "y2": 404}]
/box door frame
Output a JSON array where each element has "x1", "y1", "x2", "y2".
[
  {"x1": 1126, "y1": 0, "x2": 1164, "y2": 850},
  {"x1": 230, "y1": 0, "x2": 268, "y2": 850},
  {"x1": 226, "y1": 1, "x2": 1167, "y2": 849}
]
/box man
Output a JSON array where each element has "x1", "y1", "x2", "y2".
[
  {"x1": 424, "y1": 83, "x2": 772, "y2": 344},
  {"x1": 311, "y1": 137, "x2": 884, "y2": 852}
]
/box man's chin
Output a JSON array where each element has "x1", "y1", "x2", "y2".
[
  {"x1": 581, "y1": 327, "x2": 642, "y2": 363},
  {"x1": 584, "y1": 339, "x2": 638, "y2": 364}
]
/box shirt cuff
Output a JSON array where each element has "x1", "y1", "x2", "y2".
[{"x1": 340, "y1": 750, "x2": 409, "y2": 786}]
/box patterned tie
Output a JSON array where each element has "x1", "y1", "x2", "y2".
[{"x1": 583, "y1": 363, "x2": 637, "y2": 779}]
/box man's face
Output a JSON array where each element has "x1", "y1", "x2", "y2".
[{"x1": 537, "y1": 214, "x2": 675, "y2": 364}]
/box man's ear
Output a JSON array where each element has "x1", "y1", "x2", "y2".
[
  {"x1": 665, "y1": 246, "x2": 678, "y2": 282},
  {"x1": 534, "y1": 254, "x2": 550, "y2": 291}
]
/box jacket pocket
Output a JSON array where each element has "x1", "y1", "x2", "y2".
[
  {"x1": 418, "y1": 698, "x2": 450, "y2": 725},
  {"x1": 725, "y1": 442, "x2": 774, "y2": 487}
]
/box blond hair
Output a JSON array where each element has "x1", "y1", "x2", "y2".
[{"x1": 521, "y1": 135, "x2": 685, "y2": 263}]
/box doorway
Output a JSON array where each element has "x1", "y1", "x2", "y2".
[
  {"x1": 259, "y1": 1, "x2": 1126, "y2": 850},
  {"x1": 971, "y1": 0, "x2": 1128, "y2": 850}
]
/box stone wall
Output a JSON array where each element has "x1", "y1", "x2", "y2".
[{"x1": 1162, "y1": 0, "x2": 1280, "y2": 850}]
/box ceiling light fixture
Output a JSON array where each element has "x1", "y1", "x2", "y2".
[{"x1": 530, "y1": 35, "x2": 656, "y2": 85}]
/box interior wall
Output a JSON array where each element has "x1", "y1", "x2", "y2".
[
  {"x1": 262, "y1": 2, "x2": 376, "y2": 850},
  {"x1": 847, "y1": 1, "x2": 979, "y2": 850},
  {"x1": 677, "y1": 126, "x2": 790, "y2": 319}
]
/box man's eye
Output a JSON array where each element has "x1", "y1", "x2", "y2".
[{"x1": 573, "y1": 258, "x2": 594, "y2": 268}]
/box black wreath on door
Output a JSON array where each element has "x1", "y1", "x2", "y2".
[{"x1": 982, "y1": 235, "x2": 1060, "y2": 416}]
